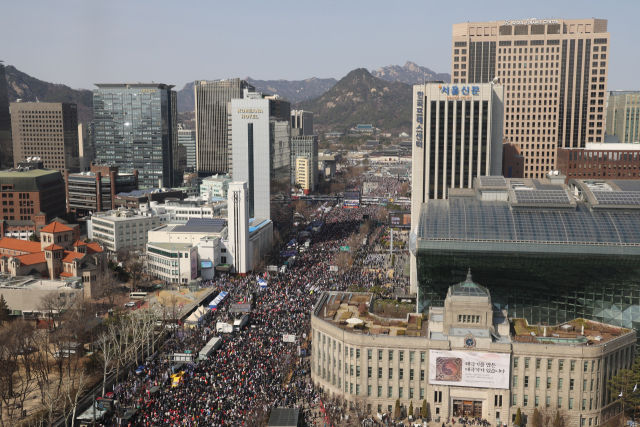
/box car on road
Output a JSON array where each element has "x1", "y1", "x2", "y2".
[{"x1": 124, "y1": 302, "x2": 136, "y2": 307}]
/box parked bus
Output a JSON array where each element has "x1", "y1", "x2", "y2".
[{"x1": 129, "y1": 292, "x2": 148, "y2": 300}]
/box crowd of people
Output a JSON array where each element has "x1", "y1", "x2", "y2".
[{"x1": 97, "y1": 200, "x2": 404, "y2": 427}]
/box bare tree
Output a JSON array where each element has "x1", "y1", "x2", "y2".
[
  {"x1": 37, "y1": 292, "x2": 72, "y2": 331},
  {"x1": 354, "y1": 395, "x2": 370, "y2": 425},
  {"x1": 125, "y1": 254, "x2": 144, "y2": 291},
  {"x1": 93, "y1": 270, "x2": 121, "y2": 307},
  {"x1": 95, "y1": 329, "x2": 117, "y2": 397},
  {"x1": 334, "y1": 251, "x2": 354, "y2": 272}
]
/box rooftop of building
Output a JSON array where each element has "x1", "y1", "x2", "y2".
[
  {"x1": 147, "y1": 242, "x2": 194, "y2": 251},
  {"x1": 511, "y1": 318, "x2": 632, "y2": 345},
  {"x1": 116, "y1": 188, "x2": 183, "y2": 198},
  {"x1": 0, "y1": 168, "x2": 63, "y2": 191},
  {"x1": 91, "y1": 208, "x2": 153, "y2": 221},
  {"x1": 201, "y1": 174, "x2": 231, "y2": 183},
  {"x1": 94, "y1": 83, "x2": 175, "y2": 90},
  {"x1": 152, "y1": 218, "x2": 227, "y2": 235},
  {"x1": 0, "y1": 276, "x2": 82, "y2": 291},
  {"x1": 415, "y1": 176, "x2": 640, "y2": 252},
  {"x1": 314, "y1": 292, "x2": 428, "y2": 337}
]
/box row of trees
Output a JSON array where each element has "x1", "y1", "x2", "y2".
[{"x1": 0, "y1": 289, "x2": 175, "y2": 427}]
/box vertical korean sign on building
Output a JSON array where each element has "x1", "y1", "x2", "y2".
[{"x1": 415, "y1": 90, "x2": 424, "y2": 148}]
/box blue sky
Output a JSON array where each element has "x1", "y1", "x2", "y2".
[{"x1": 1, "y1": 0, "x2": 638, "y2": 91}]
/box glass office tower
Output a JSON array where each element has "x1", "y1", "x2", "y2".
[
  {"x1": 411, "y1": 175, "x2": 640, "y2": 337},
  {"x1": 93, "y1": 83, "x2": 177, "y2": 189},
  {"x1": 194, "y1": 79, "x2": 254, "y2": 176},
  {"x1": 230, "y1": 91, "x2": 292, "y2": 235}
]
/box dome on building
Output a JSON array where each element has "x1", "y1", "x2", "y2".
[{"x1": 449, "y1": 269, "x2": 490, "y2": 298}]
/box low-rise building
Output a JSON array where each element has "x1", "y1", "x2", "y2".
[
  {"x1": 147, "y1": 218, "x2": 227, "y2": 280},
  {"x1": 146, "y1": 242, "x2": 199, "y2": 284},
  {"x1": 87, "y1": 208, "x2": 159, "y2": 256},
  {"x1": 0, "y1": 159, "x2": 66, "y2": 222},
  {"x1": 137, "y1": 198, "x2": 227, "y2": 223},
  {"x1": 114, "y1": 188, "x2": 185, "y2": 210},
  {"x1": 0, "y1": 277, "x2": 85, "y2": 317},
  {"x1": 0, "y1": 214, "x2": 79, "y2": 241},
  {"x1": 556, "y1": 142, "x2": 640, "y2": 182},
  {"x1": 66, "y1": 163, "x2": 138, "y2": 216},
  {"x1": 312, "y1": 274, "x2": 635, "y2": 426},
  {"x1": 0, "y1": 220, "x2": 106, "y2": 299},
  {"x1": 199, "y1": 174, "x2": 231, "y2": 201}
]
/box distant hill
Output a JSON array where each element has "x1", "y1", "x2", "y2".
[
  {"x1": 176, "y1": 77, "x2": 337, "y2": 112},
  {"x1": 245, "y1": 77, "x2": 337, "y2": 104},
  {"x1": 4, "y1": 66, "x2": 94, "y2": 123},
  {"x1": 295, "y1": 68, "x2": 412, "y2": 133},
  {"x1": 371, "y1": 61, "x2": 451, "y2": 85}
]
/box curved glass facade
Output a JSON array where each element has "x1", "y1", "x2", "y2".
[{"x1": 414, "y1": 196, "x2": 640, "y2": 335}]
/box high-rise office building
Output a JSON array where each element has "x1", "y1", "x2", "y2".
[
  {"x1": 178, "y1": 128, "x2": 197, "y2": 171},
  {"x1": 411, "y1": 82, "x2": 504, "y2": 205},
  {"x1": 9, "y1": 102, "x2": 80, "y2": 172},
  {"x1": 0, "y1": 62, "x2": 11, "y2": 170},
  {"x1": 606, "y1": 91, "x2": 640, "y2": 144},
  {"x1": 291, "y1": 110, "x2": 314, "y2": 136},
  {"x1": 451, "y1": 19, "x2": 610, "y2": 179},
  {"x1": 230, "y1": 90, "x2": 291, "y2": 234},
  {"x1": 291, "y1": 135, "x2": 318, "y2": 193},
  {"x1": 194, "y1": 79, "x2": 254, "y2": 176},
  {"x1": 93, "y1": 83, "x2": 178, "y2": 189}
]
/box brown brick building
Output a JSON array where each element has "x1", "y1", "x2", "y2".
[
  {"x1": 452, "y1": 18, "x2": 610, "y2": 179},
  {"x1": 0, "y1": 160, "x2": 65, "y2": 222},
  {"x1": 556, "y1": 144, "x2": 640, "y2": 183}
]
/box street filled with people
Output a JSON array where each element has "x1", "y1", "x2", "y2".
[{"x1": 98, "y1": 172, "x2": 412, "y2": 427}]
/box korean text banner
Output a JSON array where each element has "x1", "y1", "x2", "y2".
[{"x1": 429, "y1": 350, "x2": 510, "y2": 389}]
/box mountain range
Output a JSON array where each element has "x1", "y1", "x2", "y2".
[
  {"x1": 295, "y1": 68, "x2": 413, "y2": 132},
  {"x1": 4, "y1": 65, "x2": 94, "y2": 122},
  {"x1": 175, "y1": 62, "x2": 449, "y2": 112},
  {"x1": 372, "y1": 61, "x2": 450, "y2": 85},
  {"x1": 3, "y1": 61, "x2": 450, "y2": 132}
]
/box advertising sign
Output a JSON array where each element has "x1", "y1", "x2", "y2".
[
  {"x1": 429, "y1": 350, "x2": 510, "y2": 389},
  {"x1": 389, "y1": 211, "x2": 412, "y2": 229},
  {"x1": 282, "y1": 334, "x2": 296, "y2": 343},
  {"x1": 329, "y1": 266, "x2": 338, "y2": 272},
  {"x1": 201, "y1": 261, "x2": 213, "y2": 269}
]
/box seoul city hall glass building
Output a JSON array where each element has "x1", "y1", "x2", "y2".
[{"x1": 410, "y1": 175, "x2": 640, "y2": 334}]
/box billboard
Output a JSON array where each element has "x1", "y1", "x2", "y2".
[
  {"x1": 429, "y1": 350, "x2": 510, "y2": 389},
  {"x1": 343, "y1": 191, "x2": 361, "y2": 209},
  {"x1": 201, "y1": 261, "x2": 213, "y2": 269},
  {"x1": 389, "y1": 211, "x2": 411, "y2": 229}
]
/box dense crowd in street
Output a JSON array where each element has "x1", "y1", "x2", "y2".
[
  {"x1": 92, "y1": 169, "x2": 413, "y2": 427},
  {"x1": 98, "y1": 201, "x2": 404, "y2": 427}
]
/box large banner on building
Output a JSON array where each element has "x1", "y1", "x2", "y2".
[{"x1": 429, "y1": 350, "x2": 510, "y2": 389}]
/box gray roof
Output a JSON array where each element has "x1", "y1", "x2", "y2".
[
  {"x1": 171, "y1": 224, "x2": 225, "y2": 234},
  {"x1": 268, "y1": 408, "x2": 299, "y2": 427},
  {"x1": 417, "y1": 196, "x2": 640, "y2": 247}
]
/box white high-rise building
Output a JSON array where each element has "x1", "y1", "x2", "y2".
[{"x1": 227, "y1": 181, "x2": 250, "y2": 274}]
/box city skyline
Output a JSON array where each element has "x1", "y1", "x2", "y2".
[{"x1": 1, "y1": 0, "x2": 639, "y2": 92}]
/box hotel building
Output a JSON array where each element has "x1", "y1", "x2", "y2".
[{"x1": 451, "y1": 19, "x2": 610, "y2": 178}]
